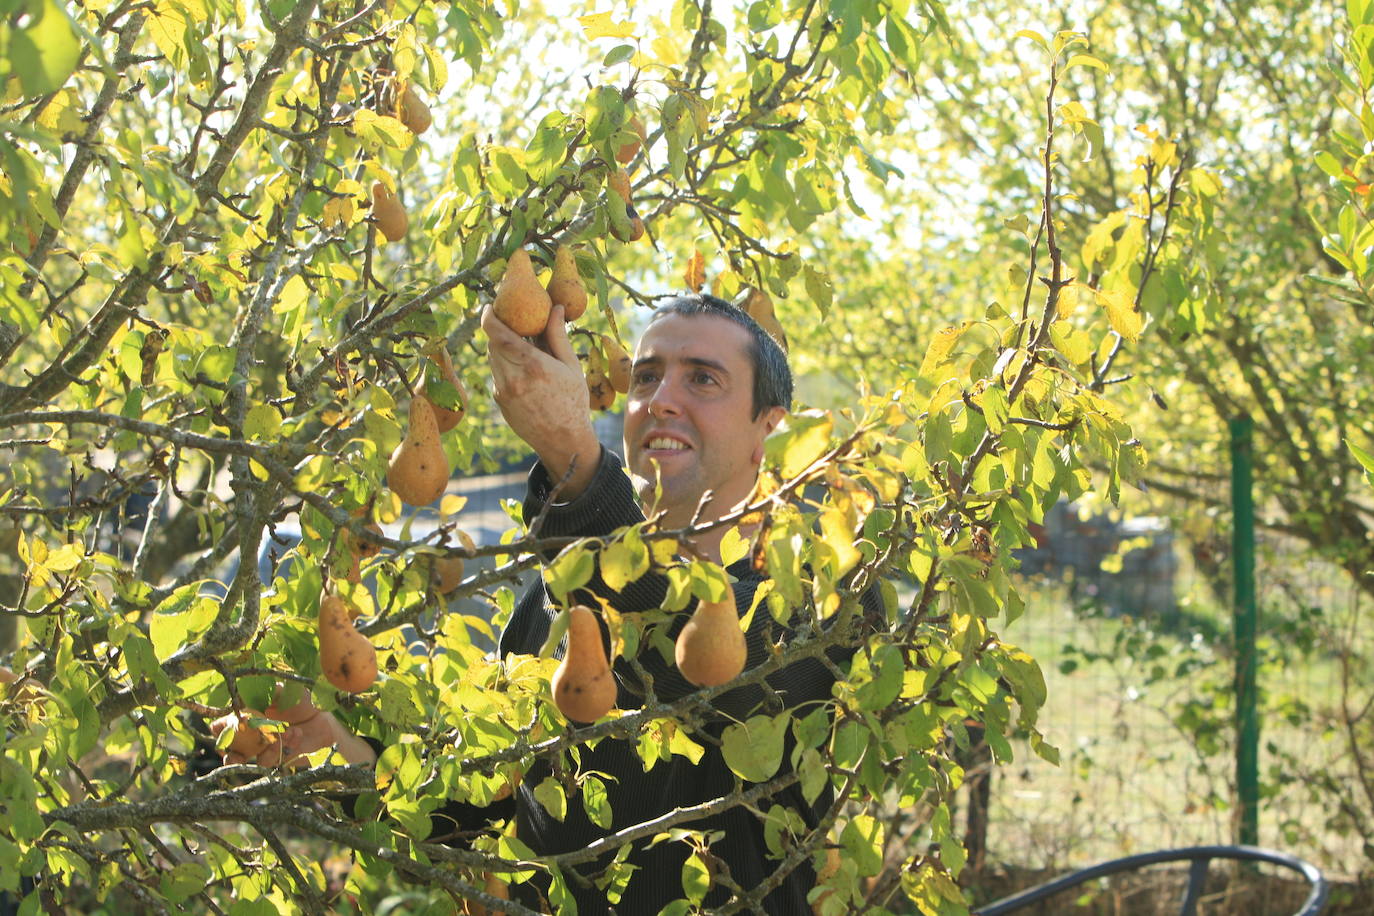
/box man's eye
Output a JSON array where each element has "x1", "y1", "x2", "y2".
[
  {"x1": 633, "y1": 370, "x2": 659, "y2": 385},
  {"x1": 691, "y1": 370, "x2": 716, "y2": 385}
]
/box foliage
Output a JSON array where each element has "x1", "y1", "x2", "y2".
[{"x1": 0, "y1": 1, "x2": 1164, "y2": 914}]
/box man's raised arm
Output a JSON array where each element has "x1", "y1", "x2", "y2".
[{"x1": 482, "y1": 303, "x2": 602, "y2": 501}]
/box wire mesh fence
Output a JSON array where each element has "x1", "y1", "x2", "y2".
[{"x1": 976, "y1": 484, "x2": 1372, "y2": 885}]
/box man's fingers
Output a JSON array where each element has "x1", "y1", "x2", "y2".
[
  {"x1": 266, "y1": 683, "x2": 318, "y2": 725},
  {"x1": 541, "y1": 306, "x2": 578, "y2": 367},
  {"x1": 482, "y1": 304, "x2": 528, "y2": 357}
]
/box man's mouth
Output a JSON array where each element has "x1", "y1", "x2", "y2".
[{"x1": 644, "y1": 436, "x2": 690, "y2": 452}]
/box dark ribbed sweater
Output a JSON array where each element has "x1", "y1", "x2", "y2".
[{"x1": 471, "y1": 447, "x2": 873, "y2": 915}]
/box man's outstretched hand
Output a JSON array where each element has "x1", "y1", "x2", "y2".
[
  {"x1": 210, "y1": 684, "x2": 377, "y2": 769},
  {"x1": 483, "y1": 303, "x2": 602, "y2": 500}
]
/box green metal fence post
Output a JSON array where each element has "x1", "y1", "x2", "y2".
[{"x1": 1230, "y1": 415, "x2": 1259, "y2": 846}]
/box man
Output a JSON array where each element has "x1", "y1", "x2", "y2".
[
  {"x1": 232, "y1": 293, "x2": 870, "y2": 912},
  {"x1": 483, "y1": 292, "x2": 870, "y2": 913}
]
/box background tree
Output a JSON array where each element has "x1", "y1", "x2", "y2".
[{"x1": 0, "y1": 1, "x2": 1165, "y2": 913}]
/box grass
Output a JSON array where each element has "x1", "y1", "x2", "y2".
[{"x1": 978, "y1": 550, "x2": 1371, "y2": 884}]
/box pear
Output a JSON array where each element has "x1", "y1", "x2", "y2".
[
  {"x1": 546, "y1": 245, "x2": 587, "y2": 321},
  {"x1": 607, "y1": 168, "x2": 646, "y2": 243},
  {"x1": 425, "y1": 345, "x2": 468, "y2": 433},
  {"x1": 615, "y1": 114, "x2": 645, "y2": 164},
  {"x1": 550, "y1": 605, "x2": 617, "y2": 723},
  {"x1": 349, "y1": 521, "x2": 383, "y2": 560},
  {"x1": 493, "y1": 248, "x2": 552, "y2": 337},
  {"x1": 431, "y1": 554, "x2": 465, "y2": 594},
  {"x1": 675, "y1": 590, "x2": 747, "y2": 687},
  {"x1": 344, "y1": 520, "x2": 382, "y2": 584},
  {"x1": 397, "y1": 83, "x2": 432, "y2": 135},
  {"x1": 601, "y1": 333, "x2": 632, "y2": 394},
  {"x1": 212, "y1": 709, "x2": 273, "y2": 759},
  {"x1": 388, "y1": 396, "x2": 450, "y2": 507},
  {"x1": 811, "y1": 846, "x2": 844, "y2": 915},
  {"x1": 586, "y1": 366, "x2": 615, "y2": 411},
  {"x1": 461, "y1": 873, "x2": 511, "y2": 916},
  {"x1": 743, "y1": 287, "x2": 788, "y2": 353},
  {"x1": 319, "y1": 593, "x2": 378, "y2": 693},
  {"x1": 608, "y1": 168, "x2": 633, "y2": 205},
  {"x1": 371, "y1": 181, "x2": 408, "y2": 242}
]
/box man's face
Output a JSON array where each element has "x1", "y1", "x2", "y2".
[{"x1": 623, "y1": 313, "x2": 784, "y2": 527}]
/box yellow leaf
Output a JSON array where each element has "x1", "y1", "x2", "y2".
[
  {"x1": 1097, "y1": 288, "x2": 1144, "y2": 341},
  {"x1": 1056, "y1": 281, "x2": 1084, "y2": 319},
  {"x1": 1050, "y1": 324, "x2": 1092, "y2": 366},
  {"x1": 274, "y1": 274, "x2": 310, "y2": 315},
  {"x1": 683, "y1": 249, "x2": 705, "y2": 292},
  {"x1": 322, "y1": 195, "x2": 354, "y2": 231},
  {"x1": 919, "y1": 324, "x2": 965, "y2": 379},
  {"x1": 1065, "y1": 53, "x2": 1108, "y2": 72},
  {"x1": 650, "y1": 35, "x2": 684, "y2": 66},
  {"x1": 579, "y1": 11, "x2": 635, "y2": 39}
]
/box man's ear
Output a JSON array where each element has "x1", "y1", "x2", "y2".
[{"x1": 751, "y1": 406, "x2": 787, "y2": 465}]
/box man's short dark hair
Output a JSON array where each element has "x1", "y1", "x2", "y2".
[{"x1": 649, "y1": 293, "x2": 792, "y2": 419}]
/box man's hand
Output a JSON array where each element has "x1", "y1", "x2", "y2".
[
  {"x1": 211, "y1": 684, "x2": 377, "y2": 769},
  {"x1": 483, "y1": 303, "x2": 602, "y2": 500}
]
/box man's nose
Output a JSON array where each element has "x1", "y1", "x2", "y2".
[{"x1": 646, "y1": 374, "x2": 684, "y2": 417}]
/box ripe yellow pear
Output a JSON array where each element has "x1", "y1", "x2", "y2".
[
  {"x1": 607, "y1": 169, "x2": 646, "y2": 242},
  {"x1": 461, "y1": 873, "x2": 511, "y2": 915},
  {"x1": 550, "y1": 605, "x2": 617, "y2": 723},
  {"x1": 493, "y1": 248, "x2": 552, "y2": 337},
  {"x1": 388, "y1": 396, "x2": 450, "y2": 507},
  {"x1": 432, "y1": 554, "x2": 465, "y2": 594},
  {"x1": 615, "y1": 114, "x2": 645, "y2": 164},
  {"x1": 371, "y1": 181, "x2": 407, "y2": 242},
  {"x1": 608, "y1": 168, "x2": 632, "y2": 204},
  {"x1": 675, "y1": 590, "x2": 747, "y2": 687},
  {"x1": 425, "y1": 345, "x2": 468, "y2": 433},
  {"x1": 546, "y1": 245, "x2": 587, "y2": 321},
  {"x1": 585, "y1": 366, "x2": 615, "y2": 411},
  {"x1": 212, "y1": 709, "x2": 273, "y2": 759},
  {"x1": 318, "y1": 594, "x2": 378, "y2": 693},
  {"x1": 601, "y1": 334, "x2": 632, "y2": 394},
  {"x1": 398, "y1": 84, "x2": 432, "y2": 135},
  {"x1": 743, "y1": 287, "x2": 788, "y2": 352}
]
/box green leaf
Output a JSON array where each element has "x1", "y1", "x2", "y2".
[
  {"x1": 352, "y1": 109, "x2": 413, "y2": 150},
  {"x1": 149, "y1": 584, "x2": 217, "y2": 661},
  {"x1": 545, "y1": 542, "x2": 596, "y2": 603},
  {"x1": 115, "y1": 202, "x2": 148, "y2": 270},
  {"x1": 600, "y1": 528, "x2": 649, "y2": 592},
  {"x1": 9, "y1": 0, "x2": 82, "y2": 95},
  {"x1": 1347, "y1": 439, "x2": 1374, "y2": 474},
  {"x1": 243, "y1": 404, "x2": 281, "y2": 441},
  {"x1": 533, "y1": 778, "x2": 567, "y2": 822},
  {"x1": 681, "y1": 852, "x2": 710, "y2": 903},
  {"x1": 582, "y1": 775, "x2": 612, "y2": 829},
  {"x1": 766, "y1": 410, "x2": 834, "y2": 479},
  {"x1": 603, "y1": 44, "x2": 635, "y2": 67},
  {"x1": 802, "y1": 264, "x2": 833, "y2": 316},
  {"x1": 840, "y1": 814, "x2": 885, "y2": 877},
  {"x1": 854, "y1": 644, "x2": 904, "y2": 711},
  {"x1": 160, "y1": 862, "x2": 212, "y2": 904},
  {"x1": 721, "y1": 714, "x2": 788, "y2": 782}
]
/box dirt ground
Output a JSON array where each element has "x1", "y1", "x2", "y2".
[{"x1": 964, "y1": 863, "x2": 1371, "y2": 915}]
